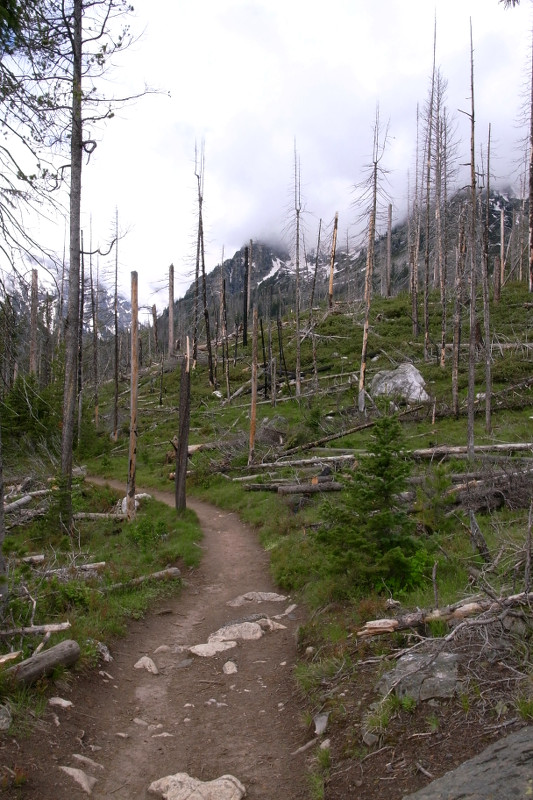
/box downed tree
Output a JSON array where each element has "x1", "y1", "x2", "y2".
[
  {"x1": 277, "y1": 482, "x2": 342, "y2": 495},
  {"x1": 412, "y1": 442, "x2": 533, "y2": 460},
  {"x1": 356, "y1": 590, "x2": 533, "y2": 638},
  {"x1": 0, "y1": 622, "x2": 71, "y2": 638},
  {"x1": 73, "y1": 512, "x2": 126, "y2": 521},
  {"x1": 5, "y1": 639, "x2": 80, "y2": 687},
  {"x1": 105, "y1": 566, "x2": 181, "y2": 592}
]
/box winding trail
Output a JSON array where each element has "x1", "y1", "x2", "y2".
[{"x1": 34, "y1": 480, "x2": 310, "y2": 799}]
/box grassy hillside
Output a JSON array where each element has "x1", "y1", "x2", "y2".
[{"x1": 1, "y1": 282, "x2": 532, "y2": 797}]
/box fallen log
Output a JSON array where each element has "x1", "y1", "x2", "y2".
[
  {"x1": 17, "y1": 554, "x2": 45, "y2": 565},
  {"x1": 106, "y1": 566, "x2": 181, "y2": 592},
  {"x1": 244, "y1": 454, "x2": 356, "y2": 471},
  {"x1": 277, "y1": 482, "x2": 343, "y2": 495},
  {"x1": 0, "y1": 651, "x2": 22, "y2": 666},
  {"x1": 357, "y1": 591, "x2": 533, "y2": 638},
  {"x1": 73, "y1": 512, "x2": 127, "y2": 521},
  {"x1": 4, "y1": 495, "x2": 32, "y2": 513},
  {"x1": 6, "y1": 639, "x2": 80, "y2": 687},
  {"x1": 0, "y1": 622, "x2": 71, "y2": 638},
  {"x1": 412, "y1": 443, "x2": 533, "y2": 460}
]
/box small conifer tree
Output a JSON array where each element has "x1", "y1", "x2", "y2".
[{"x1": 318, "y1": 414, "x2": 428, "y2": 596}]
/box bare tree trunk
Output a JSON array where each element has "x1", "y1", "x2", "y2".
[
  {"x1": 482, "y1": 125, "x2": 492, "y2": 434},
  {"x1": 452, "y1": 205, "x2": 467, "y2": 417},
  {"x1": 126, "y1": 271, "x2": 139, "y2": 521},
  {"x1": 247, "y1": 239, "x2": 253, "y2": 316},
  {"x1": 500, "y1": 208, "x2": 505, "y2": 290},
  {"x1": 175, "y1": 341, "x2": 191, "y2": 513},
  {"x1": 493, "y1": 256, "x2": 501, "y2": 303},
  {"x1": 467, "y1": 22, "x2": 478, "y2": 462},
  {"x1": 152, "y1": 304, "x2": 159, "y2": 356},
  {"x1": 294, "y1": 145, "x2": 302, "y2": 398},
  {"x1": 243, "y1": 247, "x2": 249, "y2": 348},
  {"x1": 168, "y1": 263, "x2": 174, "y2": 358},
  {"x1": 90, "y1": 247, "x2": 99, "y2": 428},
  {"x1": 385, "y1": 202, "x2": 392, "y2": 297},
  {"x1": 529, "y1": 27, "x2": 533, "y2": 292},
  {"x1": 423, "y1": 24, "x2": 436, "y2": 362},
  {"x1": 60, "y1": 0, "x2": 83, "y2": 529},
  {"x1": 359, "y1": 107, "x2": 385, "y2": 413},
  {"x1": 409, "y1": 106, "x2": 421, "y2": 337},
  {"x1": 248, "y1": 307, "x2": 258, "y2": 466},
  {"x1": 77, "y1": 232, "x2": 85, "y2": 448},
  {"x1": 29, "y1": 269, "x2": 38, "y2": 376},
  {"x1": 328, "y1": 212, "x2": 338, "y2": 308},
  {"x1": 0, "y1": 414, "x2": 7, "y2": 610},
  {"x1": 113, "y1": 208, "x2": 119, "y2": 441}
]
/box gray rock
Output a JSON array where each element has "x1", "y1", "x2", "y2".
[
  {"x1": 377, "y1": 651, "x2": 461, "y2": 701},
  {"x1": 0, "y1": 704, "x2": 12, "y2": 731},
  {"x1": 371, "y1": 363, "x2": 430, "y2": 404},
  {"x1": 148, "y1": 772, "x2": 246, "y2": 800},
  {"x1": 402, "y1": 726, "x2": 533, "y2": 799}
]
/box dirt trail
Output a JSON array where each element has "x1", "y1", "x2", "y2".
[{"x1": 2, "y1": 482, "x2": 310, "y2": 799}]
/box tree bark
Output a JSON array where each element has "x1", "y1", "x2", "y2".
[
  {"x1": 175, "y1": 343, "x2": 191, "y2": 513},
  {"x1": 328, "y1": 212, "x2": 338, "y2": 309},
  {"x1": 248, "y1": 307, "x2": 258, "y2": 466},
  {"x1": 126, "y1": 271, "x2": 139, "y2": 521},
  {"x1": 60, "y1": 0, "x2": 83, "y2": 529},
  {"x1": 6, "y1": 639, "x2": 80, "y2": 687},
  {"x1": 168, "y1": 263, "x2": 174, "y2": 358}
]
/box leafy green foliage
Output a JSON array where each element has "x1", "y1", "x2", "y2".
[{"x1": 317, "y1": 415, "x2": 428, "y2": 597}]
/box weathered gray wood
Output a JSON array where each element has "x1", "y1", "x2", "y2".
[
  {"x1": 106, "y1": 566, "x2": 181, "y2": 592},
  {"x1": 412, "y1": 442, "x2": 533, "y2": 459},
  {"x1": 73, "y1": 512, "x2": 126, "y2": 520},
  {"x1": 277, "y1": 483, "x2": 342, "y2": 495},
  {"x1": 6, "y1": 639, "x2": 80, "y2": 686}
]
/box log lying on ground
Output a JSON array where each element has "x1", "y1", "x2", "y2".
[
  {"x1": 73, "y1": 512, "x2": 127, "y2": 521},
  {"x1": 277, "y1": 482, "x2": 343, "y2": 495},
  {"x1": 105, "y1": 566, "x2": 181, "y2": 592},
  {"x1": 243, "y1": 454, "x2": 356, "y2": 471},
  {"x1": 5, "y1": 639, "x2": 80, "y2": 686},
  {"x1": 357, "y1": 591, "x2": 533, "y2": 638},
  {"x1": 412, "y1": 442, "x2": 533, "y2": 460},
  {"x1": 0, "y1": 622, "x2": 71, "y2": 638},
  {"x1": 4, "y1": 495, "x2": 32, "y2": 513}
]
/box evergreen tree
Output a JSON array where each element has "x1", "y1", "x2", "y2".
[{"x1": 318, "y1": 415, "x2": 428, "y2": 597}]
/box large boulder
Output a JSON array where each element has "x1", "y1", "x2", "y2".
[
  {"x1": 402, "y1": 726, "x2": 533, "y2": 799},
  {"x1": 371, "y1": 363, "x2": 429, "y2": 404}
]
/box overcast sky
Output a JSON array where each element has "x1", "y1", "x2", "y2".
[{"x1": 66, "y1": 0, "x2": 532, "y2": 311}]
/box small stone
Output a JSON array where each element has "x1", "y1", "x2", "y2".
[
  {"x1": 189, "y1": 641, "x2": 237, "y2": 657},
  {"x1": 72, "y1": 754, "x2": 104, "y2": 771},
  {"x1": 134, "y1": 656, "x2": 159, "y2": 674},
  {"x1": 314, "y1": 712, "x2": 329, "y2": 735},
  {"x1": 59, "y1": 766, "x2": 97, "y2": 795},
  {"x1": 320, "y1": 738, "x2": 331, "y2": 750},
  {"x1": 49, "y1": 697, "x2": 73, "y2": 709},
  {"x1": 154, "y1": 645, "x2": 171, "y2": 654},
  {"x1": 223, "y1": 661, "x2": 238, "y2": 675},
  {"x1": 133, "y1": 717, "x2": 148, "y2": 727},
  {"x1": 363, "y1": 731, "x2": 379, "y2": 747},
  {"x1": 116, "y1": 732, "x2": 129, "y2": 739}
]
